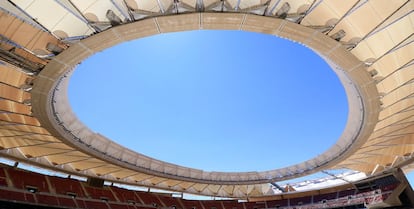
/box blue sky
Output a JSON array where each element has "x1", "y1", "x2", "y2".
[{"x1": 68, "y1": 30, "x2": 413, "y2": 185}]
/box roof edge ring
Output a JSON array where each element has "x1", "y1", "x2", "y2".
[{"x1": 31, "y1": 13, "x2": 380, "y2": 189}]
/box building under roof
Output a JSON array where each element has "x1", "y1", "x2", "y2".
[{"x1": 0, "y1": 0, "x2": 413, "y2": 199}]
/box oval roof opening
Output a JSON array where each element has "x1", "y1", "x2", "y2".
[{"x1": 68, "y1": 30, "x2": 348, "y2": 172}]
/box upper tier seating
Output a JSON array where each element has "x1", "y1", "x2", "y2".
[
  {"x1": 7, "y1": 168, "x2": 49, "y2": 192},
  {"x1": 265, "y1": 199, "x2": 288, "y2": 208},
  {"x1": 111, "y1": 186, "x2": 142, "y2": 204},
  {"x1": 84, "y1": 185, "x2": 117, "y2": 201},
  {"x1": 157, "y1": 194, "x2": 183, "y2": 208},
  {"x1": 244, "y1": 201, "x2": 266, "y2": 209},
  {"x1": 136, "y1": 192, "x2": 163, "y2": 206},
  {"x1": 48, "y1": 175, "x2": 86, "y2": 197},
  {"x1": 312, "y1": 192, "x2": 337, "y2": 203},
  {"x1": 221, "y1": 200, "x2": 243, "y2": 209},
  {"x1": 0, "y1": 164, "x2": 406, "y2": 209},
  {"x1": 0, "y1": 167, "x2": 8, "y2": 186},
  {"x1": 180, "y1": 198, "x2": 204, "y2": 209},
  {"x1": 201, "y1": 200, "x2": 224, "y2": 209}
]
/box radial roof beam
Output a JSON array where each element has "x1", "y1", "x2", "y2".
[
  {"x1": 157, "y1": 0, "x2": 166, "y2": 13},
  {"x1": 206, "y1": 0, "x2": 231, "y2": 12},
  {"x1": 275, "y1": 2, "x2": 290, "y2": 18},
  {"x1": 243, "y1": 0, "x2": 270, "y2": 16},
  {"x1": 110, "y1": 0, "x2": 132, "y2": 21},
  {"x1": 321, "y1": 170, "x2": 353, "y2": 184},
  {"x1": 270, "y1": 182, "x2": 285, "y2": 192},
  {"x1": 265, "y1": 0, "x2": 282, "y2": 16},
  {"x1": 106, "y1": 9, "x2": 123, "y2": 26},
  {"x1": 196, "y1": 0, "x2": 204, "y2": 12},
  {"x1": 166, "y1": 0, "x2": 195, "y2": 14}
]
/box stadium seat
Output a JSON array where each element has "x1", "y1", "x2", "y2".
[
  {"x1": 57, "y1": 196, "x2": 78, "y2": 208},
  {"x1": 36, "y1": 193, "x2": 59, "y2": 206},
  {"x1": 84, "y1": 199, "x2": 110, "y2": 209},
  {"x1": 244, "y1": 201, "x2": 266, "y2": 209},
  {"x1": 76, "y1": 199, "x2": 87, "y2": 209},
  {"x1": 201, "y1": 200, "x2": 224, "y2": 209},
  {"x1": 157, "y1": 194, "x2": 183, "y2": 208},
  {"x1": 111, "y1": 186, "x2": 142, "y2": 203},
  {"x1": 84, "y1": 185, "x2": 117, "y2": 201},
  {"x1": 180, "y1": 198, "x2": 204, "y2": 209},
  {"x1": 312, "y1": 192, "x2": 338, "y2": 203},
  {"x1": 0, "y1": 167, "x2": 8, "y2": 187},
  {"x1": 265, "y1": 199, "x2": 288, "y2": 208},
  {"x1": 48, "y1": 175, "x2": 87, "y2": 198},
  {"x1": 289, "y1": 196, "x2": 312, "y2": 206},
  {"x1": 7, "y1": 168, "x2": 49, "y2": 192},
  {"x1": 136, "y1": 191, "x2": 163, "y2": 206},
  {"x1": 110, "y1": 202, "x2": 139, "y2": 209},
  {"x1": 221, "y1": 200, "x2": 242, "y2": 209}
]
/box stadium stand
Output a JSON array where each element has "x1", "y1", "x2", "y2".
[
  {"x1": 137, "y1": 192, "x2": 164, "y2": 207},
  {"x1": 312, "y1": 192, "x2": 338, "y2": 203},
  {"x1": 0, "y1": 162, "x2": 414, "y2": 209},
  {"x1": 157, "y1": 194, "x2": 184, "y2": 208},
  {"x1": 200, "y1": 200, "x2": 225, "y2": 209},
  {"x1": 48, "y1": 175, "x2": 87, "y2": 198},
  {"x1": 179, "y1": 198, "x2": 204, "y2": 209},
  {"x1": 221, "y1": 200, "x2": 243, "y2": 209},
  {"x1": 0, "y1": 1, "x2": 414, "y2": 208},
  {"x1": 84, "y1": 185, "x2": 117, "y2": 201},
  {"x1": 110, "y1": 186, "x2": 142, "y2": 204},
  {"x1": 0, "y1": 162, "x2": 413, "y2": 209},
  {"x1": 0, "y1": 167, "x2": 7, "y2": 187},
  {"x1": 55, "y1": 196, "x2": 78, "y2": 208},
  {"x1": 6, "y1": 167, "x2": 50, "y2": 193},
  {"x1": 266, "y1": 199, "x2": 288, "y2": 208},
  {"x1": 36, "y1": 193, "x2": 60, "y2": 206}
]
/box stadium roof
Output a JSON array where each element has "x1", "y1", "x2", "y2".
[{"x1": 0, "y1": 0, "x2": 413, "y2": 198}]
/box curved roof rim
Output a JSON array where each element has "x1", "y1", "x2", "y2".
[{"x1": 31, "y1": 13, "x2": 380, "y2": 186}]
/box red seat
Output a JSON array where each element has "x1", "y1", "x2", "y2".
[
  {"x1": 76, "y1": 199, "x2": 87, "y2": 209},
  {"x1": 136, "y1": 191, "x2": 163, "y2": 206},
  {"x1": 0, "y1": 167, "x2": 7, "y2": 187},
  {"x1": 36, "y1": 193, "x2": 59, "y2": 206},
  {"x1": 57, "y1": 196, "x2": 78, "y2": 208},
  {"x1": 48, "y1": 175, "x2": 86, "y2": 198},
  {"x1": 338, "y1": 189, "x2": 356, "y2": 198},
  {"x1": 84, "y1": 185, "x2": 117, "y2": 201},
  {"x1": 289, "y1": 196, "x2": 312, "y2": 206},
  {"x1": 221, "y1": 200, "x2": 242, "y2": 209},
  {"x1": 25, "y1": 192, "x2": 36, "y2": 203},
  {"x1": 84, "y1": 199, "x2": 110, "y2": 209},
  {"x1": 7, "y1": 168, "x2": 49, "y2": 192},
  {"x1": 201, "y1": 200, "x2": 224, "y2": 209},
  {"x1": 0, "y1": 188, "x2": 36, "y2": 203},
  {"x1": 0, "y1": 189, "x2": 26, "y2": 202},
  {"x1": 265, "y1": 199, "x2": 288, "y2": 208},
  {"x1": 111, "y1": 186, "x2": 141, "y2": 203},
  {"x1": 0, "y1": 177, "x2": 8, "y2": 186},
  {"x1": 110, "y1": 202, "x2": 137, "y2": 209},
  {"x1": 243, "y1": 201, "x2": 265, "y2": 209},
  {"x1": 313, "y1": 192, "x2": 338, "y2": 202},
  {"x1": 158, "y1": 194, "x2": 182, "y2": 208},
  {"x1": 0, "y1": 167, "x2": 6, "y2": 178},
  {"x1": 181, "y1": 199, "x2": 204, "y2": 209}
]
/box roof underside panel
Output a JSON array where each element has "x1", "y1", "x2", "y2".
[{"x1": 10, "y1": 0, "x2": 94, "y2": 38}]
